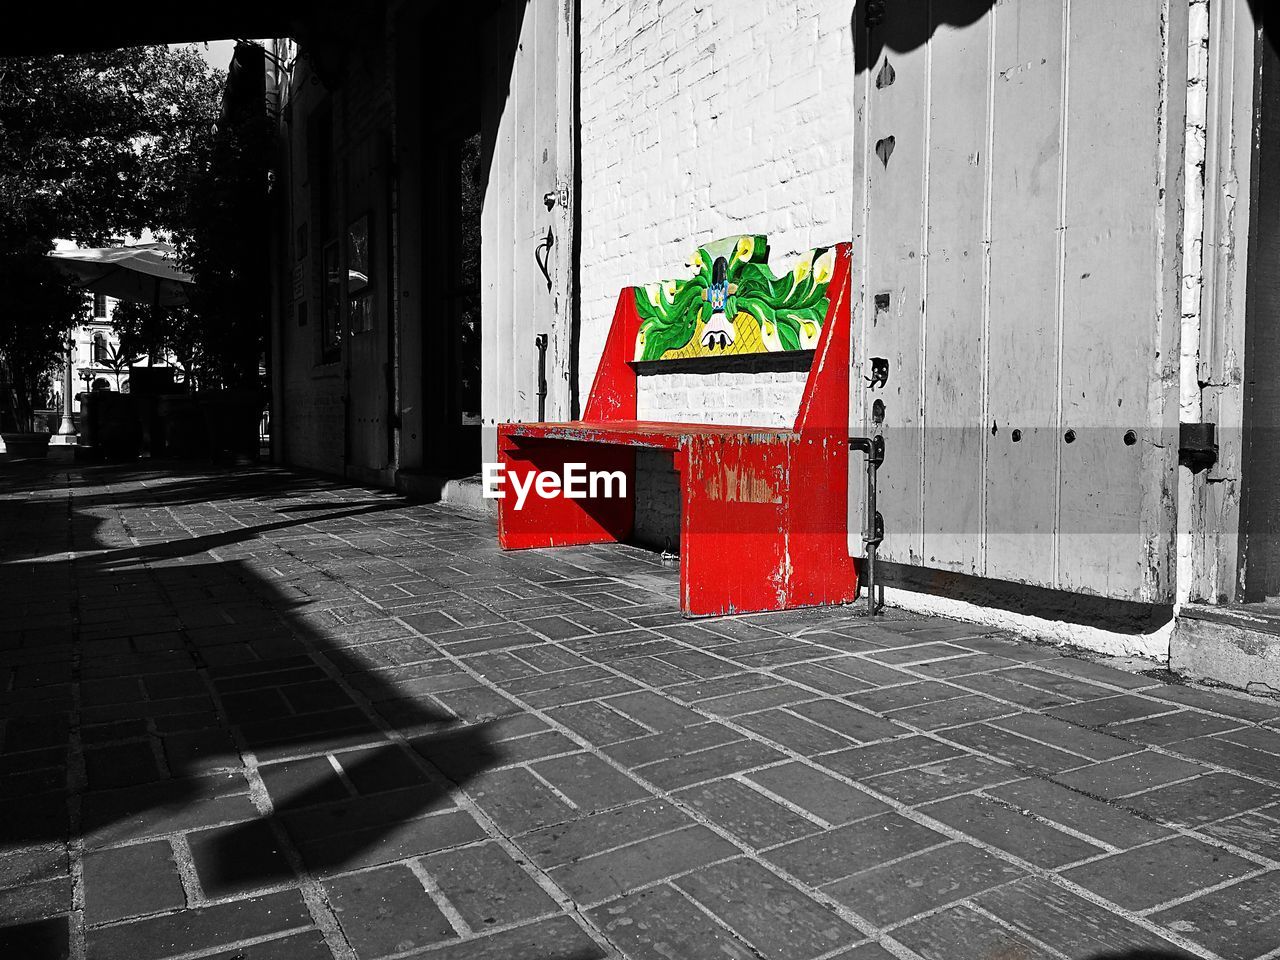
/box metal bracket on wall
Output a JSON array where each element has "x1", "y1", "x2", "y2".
[
  {"x1": 1179, "y1": 422, "x2": 1218, "y2": 472},
  {"x1": 849, "y1": 434, "x2": 885, "y2": 614},
  {"x1": 535, "y1": 334, "x2": 549, "y2": 421}
]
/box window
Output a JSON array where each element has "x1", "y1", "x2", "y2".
[
  {"x1": 347, "y1": 213, "x2": 372, "y2": 335},
  {"x1": 93, "y1": 294, "x2": 107, "y2": 318},
  {"x1": 93, "y1": 333, "x2": 108, "y2": 364}
]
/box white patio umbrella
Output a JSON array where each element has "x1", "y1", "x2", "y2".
[{"x1": 47, "y1": 241, "x2": 192, "y2": 307}]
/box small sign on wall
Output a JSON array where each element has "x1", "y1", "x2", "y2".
[{"x1": 292, "y1": 265, "x2": 305, "y2": 302}]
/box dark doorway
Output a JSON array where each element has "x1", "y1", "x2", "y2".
[{"x1": 420, "y1": 13, "x2": 483, "y2": 473}]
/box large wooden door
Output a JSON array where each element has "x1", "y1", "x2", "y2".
[
  {"x1": 851, "y1": 0, "x2": 1183, "y2": 603},
  {"x1": 480, "y1": 0, "x2": 577, "y2": 464}
]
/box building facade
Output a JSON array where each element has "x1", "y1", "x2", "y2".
[{"x1": 268, "y1": 0, "x2": 1280, "y2": 688}]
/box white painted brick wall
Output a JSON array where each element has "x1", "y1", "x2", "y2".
[
  {"x1": 633, "y1": 450, "x2": 682, "y2": 549},
  {"x1": 579, "y1": 0, "x2": 855, "y2": 403},
  {"x1": 636, "y1": 370, "x2": 808, "y2": 426}
]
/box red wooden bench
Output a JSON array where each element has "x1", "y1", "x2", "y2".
[{"x1": 497, "y1": 237, "x2": 860, "y2": 616}]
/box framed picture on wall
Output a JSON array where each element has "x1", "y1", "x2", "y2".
[{"x1": 347, "y1": 213, "x2": 372, "y2": 333}]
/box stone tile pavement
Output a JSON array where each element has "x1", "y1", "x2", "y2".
[{"x1": 2, "y1": 460, "x2": 1280, "y2": 960}]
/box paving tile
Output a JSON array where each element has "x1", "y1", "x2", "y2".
[
  {"x1": 675, "y1": 858, "x2": 862, "y2": 960},
  {"x1": 1122, "y1": 771, "x2": 1280, "y2": 827},
  {"x1": 1047, "y1": 694, "x2": 1175, "y2": 728},
  {"x1": 988, "y1": 711, "x2": 1136, "y2": 760},
  {"x1": 698, "y1": 684, "x2": 813, "y2": 717},
  {"x1": 461, "y1": 767, "x2": 576, "y2": 835},
  {"x1": 802, "y1": 656, "x2": 913, "y2": 688},
  {"x1": 975, "y1": 877, "x2": 1198, "y2": 958},
  {"x1": 604, "y1": 723, "x2": 741, "y2": 767},
  {"x1": 828, "y1": 943, "x2": 898, "y2": 960},
  {"x1": 883, "y1": 694, "x2": 1016, "y2": 731},
  {"x1": 1219, "y1": 724, "x2": 1280, "y2": 757},
  {"x1": 987, "y1": 777, "x2": 1172, "y2": 849},
  {"x1": 921, "y1": 793, "x2": 1105, "y2": 867},
  {"x1": 280, "y1": 785, "x2": 455, "y2": 843},
  {"x1": 763, "y1": 813, "x2": 948, "y2": 886},
  {"x1": 891, "y1": 903, "x2": 1051, "y2": 960},
  {"x1": 1037, "y1": 657, "x2": 1160, "y2": 690},
  {"x1": 1145, "y1": 684, "x2": 1280, "y2": 723},
  {"x1": 188, "y1": 819, "x2": 294, "y2": 897},
  {"x1": 1107, "y1": 709, "x2": 1242, "y2": 745},
  {"x1": 1201, "y1": 810, "x2": 1280, "y2": 861},
  {"x1": 82, "y1": 741, "x2": 161, "y2": 791},
  {"x1": 82, "y1": 841, "x2": 185, "y2": 925},
  {"x1": 785, "y1": 699, "x2": 907, "y2": 743},
  {"x1": 673, "y1": 778, "x2": 822, "y2": 848},
  {"x1": 423, "y1": 842, "x2": 558, "y2": 929},
  {"x1": 260, "y1": 756, "x2": 352, "y2": 810},
  {"x1": 0, "y1": 917, "x2": 70, "y2": 960},
  {"x1": 604, "y1": 691, "x2": 703, "y2": 731},
  {"x1": 907, "y1": 653, "x2": 1020, "y2": 679},
  {"x1": 1151, "y1": 871, "x2": 1280, "y2": 959},
  {"x1": 0, "y1": 845, "x2": 68, "y2": 890},
  {"x1": 818, "y1": 736, "x2": 965, "y2": 781},
  {"x1": 861, "y1": 755, "x2": 1017, "y2": 806},
  {"x1": 84, "y1": 791, "x2": 259, "y2": 848},
  {"x1": 1053, "y1": 752, "x2": 1211, "y2": 800},
  {"x1": 823, "y1": 841, "x2": 1024, "y2": 926},
  {"x1": 336, "y1": 744, "x2": 433, "y2": 794},
  {"x1": 517, "y1": 799, "x2": 693, "y2": 869},
  {"x1": 548, "y1": 824, "x2": 739, "y2": 904},
  {"x1": 0, "y1": 876, "x2": 72, "y2": 924},
  {"x1": 201, "y1": 929, "x2": 334, "y2": 960},
  {"x1": 544, "y1": 701, "x2": 651, "y2": 745},
  {"x1": 939, "y1": 722, "x2": 1087, "y2": 775},
  {"x1": 85, "y1": 889, "x2": 313, "y2": 960},
  {"x1": 638, "y1": 740, "x2": 787, "y2": 791},
  {"x1": 733, "y1": 708, "x2": 861, "y2": 754},
  {"x1": 996, "y1": 667, "x2": 1117, "y2": 701},
  {"x1": 1168, "y1": 735, "x2": 1280, "y2": 784},
  {"x1": 588, "y1": 884, "x2": 758, "y2": 960},
  {"x1": 294, "y1": 809, "x2": 486, "y2": 876},
  {"x1": 846, "y1": 681, "x2": 970, "y2": 715},
  {"x1": 948, "y1": 672, "x2": 1071, "y2": 710},
  {"x1": 770, "y1": 662, "x2": 876, "y2": 695},
  {"x1": 1064, "y1": 834, "x2": 1259, "y2": 911},
  {"x1": 745, "y1": 762, "x2": 891, "y2": 825},
  {"x1": 325, "y1": 864, "x2": 456, "y2": 958}
]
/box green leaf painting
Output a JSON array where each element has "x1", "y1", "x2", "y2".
[{"x1": 632, "y1": 235, "x2": 836, "y2": 362}]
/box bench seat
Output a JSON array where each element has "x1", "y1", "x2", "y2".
[{"x1": 504, "y1": 419, "x2": 795, "y2": 451}]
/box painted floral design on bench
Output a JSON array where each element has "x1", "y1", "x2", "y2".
[{"x1": 633, "y1": 235, "x2": 836, "y2": 361}]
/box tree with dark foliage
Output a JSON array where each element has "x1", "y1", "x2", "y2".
[{"x1": 0, "y1": 46, "x2": 222, "y2": 430}]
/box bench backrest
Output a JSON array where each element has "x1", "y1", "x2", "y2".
[{"x1": 583, "y1": 237, "x2": 852, "y2": 435}]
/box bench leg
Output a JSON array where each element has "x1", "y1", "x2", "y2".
[
  {"x1": 678, "y1": 436, "x2": 791, "y2": 616},
  {"x1": 678, "y1": 435, "x2": 858, "y2": 616},
  {"x1": 497, "y1": 438, "x2": 636, "y2": 550}
]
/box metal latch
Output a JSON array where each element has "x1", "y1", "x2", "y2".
[{"x1": 1179, "y1": 422, "x2": 1218, "y2": 472}]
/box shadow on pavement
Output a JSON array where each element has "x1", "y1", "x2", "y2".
[{"x1": 0, "y1": 461, "x2": 500, "y2": 913}]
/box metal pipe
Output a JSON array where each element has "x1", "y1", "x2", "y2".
[{"x1": 849, "y1": 434, "x2": 885, "y2": 614}]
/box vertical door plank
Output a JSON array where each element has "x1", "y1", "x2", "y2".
[
  {"x1": 1059, "y1": 0, "x2": 1167, "y2": 599},
  {"x1": 512, "y1": 0, "x2": 541, "y2": 422},
  {"x1": 481, "y1": 1, "x2": 519, "y2": 460},
  {"x1": 862, "y1": 2, "x2": 932, "y2": 567},
  {"x1": 984, "y1": 0, "x2": 1063, "y2": 585},
  {"x1": 921, "y1": 0, "x2": 992, "y2": 573}
]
